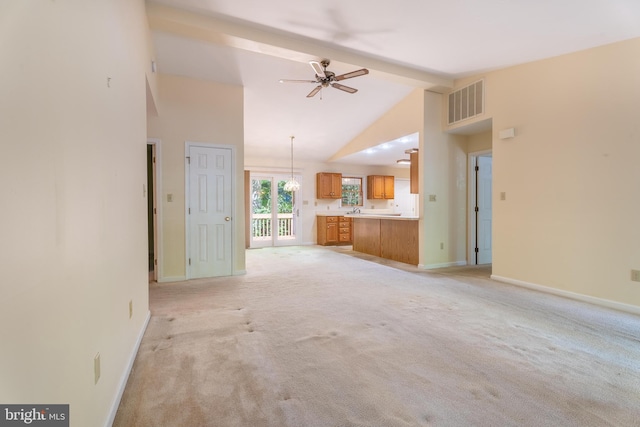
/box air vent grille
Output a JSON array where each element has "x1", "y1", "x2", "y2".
[{"x1": 448, "y1": 80, "x2": 484, "y2": 125}]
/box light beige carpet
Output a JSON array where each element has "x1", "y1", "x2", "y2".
[{"x1": 114, "y1": 246, "x2": 640, "y2": 426}]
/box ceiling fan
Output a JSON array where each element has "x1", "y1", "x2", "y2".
[{"x1": 279, "y1": 60, "x2": 369, "y2": 98}]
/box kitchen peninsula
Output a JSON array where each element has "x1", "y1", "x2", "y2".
[{"x1": 350, "y1": 214, "x2": 419, "y2": 265}]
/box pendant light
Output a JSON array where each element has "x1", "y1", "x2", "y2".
[{"x1": 284, "y1": 135, "x2": 300, "y2": 192}]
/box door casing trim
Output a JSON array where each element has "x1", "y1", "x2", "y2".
[{"x1": 147, "y1": 138, "x2": 163, "y2": 282}]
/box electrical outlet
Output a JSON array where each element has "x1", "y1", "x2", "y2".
[
  {"x1": 500, "y1": 192, "x2": 506, "y2": 201},
  {"x1": 631, "y1": 270, "x2": 640, "y2": 282},
  {"x1": 429, "y1": 194, "x2": 436, "y2": 202},
  {"x1": 94, "y1": 353, "x2": 101, "y2": 384},
  {"x1": 129, "y1": 300, "x2": 133, "y2": 319}
]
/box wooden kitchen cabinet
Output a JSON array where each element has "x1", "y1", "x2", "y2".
[
  {"x1": 367, "y1": 175, "x2": 395, "y2": 199},
  {"x1": 380, "y1": 219, "x2": 419, "y2": 265},
  {"x1": 410, "y1": 151, "x2": 419, "y2": 194},
  {"x1": 352, "y1": 217, "x2": 418, "y2": 265},
  {"x1": 317, "y1": 172, "x2": 342, "y2": 199},
  {"x1": 317, "y1": 216, "x2": 352, "y2": 245},
  {"x1": 338, "y1": 216, "x2": 352, "y2": 242}
]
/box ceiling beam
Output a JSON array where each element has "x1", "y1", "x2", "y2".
[{"x1": 146, "y1": 3, "x2": 453, "y2": 91}]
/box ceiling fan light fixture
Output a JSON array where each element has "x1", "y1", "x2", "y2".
[{"x1": 396, "y1": 159, "x2": 411, "y2": 165}]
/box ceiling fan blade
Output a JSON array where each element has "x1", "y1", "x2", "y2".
[
  {"x1": 331, "y1": 82, "x2": 357, "y2": 94},
  {"x1": 309, "y1": 61, "x2": 326, "y2": 78},
  {"x1": 307, "y1": 85, "x2": 322, "y2": 98},
  {"x1": 335, "y1": 68, "x2": 369, "y2": 81},
  {"x1": 279, "y1": 79, "x2": 317, "y2": 84}
]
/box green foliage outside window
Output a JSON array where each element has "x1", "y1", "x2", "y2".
[
  {"x1": 342, "y1": 177, "x2": 363, "y2": 206},
  {"x1": 251, "y1": 179, "x2": 293, "y2": 214},
  {"x1": 277, "y1": 181, "x2": 293, "y2": 213}
]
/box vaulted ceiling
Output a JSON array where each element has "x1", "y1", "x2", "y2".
[{"x1": 147, "y1": 0, "x2": 640, "y2": 166}]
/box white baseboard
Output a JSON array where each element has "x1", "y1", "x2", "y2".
[
  {"x1": 234, "y1": 269, "x2": 247, "y2": 275},
  {"x1": 491, "y1": 275, "x2": 640, "y2": 316},
  {"x1": 104, "y1": 310, "x2": 151, "y2": 427},
  {"x1": 419, "y1": 260, "x2": 467, "y2": 269},
  {"x1": 158, "y1": 276, "x2": 186, "y2": 283}
]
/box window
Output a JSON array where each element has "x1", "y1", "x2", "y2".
[{"x1": 341, "y1": 177, "x2": 363, "y2": 207}]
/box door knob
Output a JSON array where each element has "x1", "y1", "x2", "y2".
[{"x1": 225, "y1": 217, "x2": 231, "y2": 221}]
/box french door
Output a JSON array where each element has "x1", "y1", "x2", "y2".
[{"x1": 250, "y1": 174, "x2": 300, "y2": 248}]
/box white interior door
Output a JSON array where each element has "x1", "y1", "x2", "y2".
[
  {"x1": 187, "y1": 145, "x2": 233, "y2": 278},
  {"x1": 477, "y1": 155, "x2": 493, "y2": 264}
]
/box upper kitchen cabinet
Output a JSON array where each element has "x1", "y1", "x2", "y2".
[
  {"x1": 367, "y1": 175, "x2": 395, "y2": 199},
  {"x1": 410, "y1": 151, "x2": 419, "y2": 194},
  {"x1": 317, "y1": 172, "x2": 343, "y2": 199}
]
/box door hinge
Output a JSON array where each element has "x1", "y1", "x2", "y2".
[
  {"x1": 474, "y1": 206, "x2": 479, "y2": 212},
  {"x1": 186, "y1": 156, "x2": 190, "y2": 164},
  {"x1": 475, "y1": 165, "x2": 479, "y2": 171},
  {"x1": 189, "y1": 258, "x2": 191, "y2": 266},
  {"x1": 474, "y1": 247, "x2": 479, "y2": 253},
  {"x1": 188, "y1": 208, "x2": 191, "y2": 214},
  {"x1": 154, "y1": 258, "x2": 157, "y2": 265},
  {"x1": 153, "y1": 156, "x2": 156, "y2": 164},
  {"x1": 153, "y1": 208, "x2": 156, "y2": 214}
]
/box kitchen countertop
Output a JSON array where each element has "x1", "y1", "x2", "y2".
[
  {"x1": 315, "y1": 211, "x2": 350, "y2": 216},
  {"x1": 316, "y1": 211, "x2": 418, "y2": 220},
  {"x1": 347, "y1": 214, "x2": 419, "y2": 221}
]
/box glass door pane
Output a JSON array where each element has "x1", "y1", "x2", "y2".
[
  {"x1": 250, "y1": 177, "x2": 273, "y2": 248},
  {"x1": 275, "y1": 178, "x2": 297, "y2": 244}
]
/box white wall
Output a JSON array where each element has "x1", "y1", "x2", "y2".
[
  {"x1": 148, "y1": 73, "x2": 245, "y2": 280},
  {"x1": 331, "y1": 89, "x2": 425, "y2": 159},
  {"x1": 0, "y1": 1, "x2": 152, "y2": 425},
  {"x1": 452, "y1": 38, "x2": 640, "y2": 309},
  {"x1": 420, "y1": 92, "x2": 469, "y2": 268}
]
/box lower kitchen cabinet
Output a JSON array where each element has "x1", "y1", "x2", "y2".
[{"x1": 317, "y1": 216, "x2": 352, "y2": 245}]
